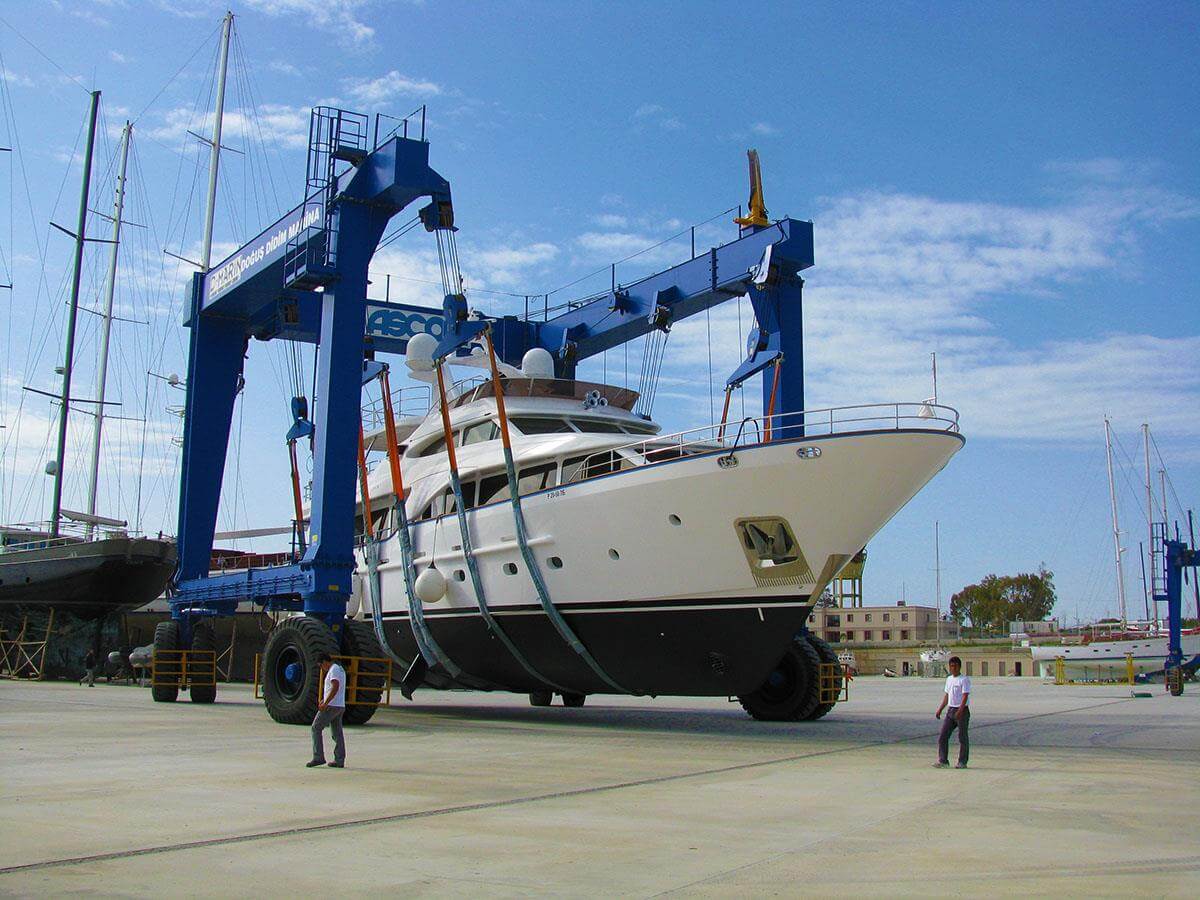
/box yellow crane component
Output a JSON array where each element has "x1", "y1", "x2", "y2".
[{"x1": 734, "y1": 149, "x2": 770, "y2": 228}]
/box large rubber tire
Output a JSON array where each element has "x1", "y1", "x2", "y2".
[
  {"x1": 261, "y1": 616, "x2": 338, "y2": 725},
  {"x1": 529, "y1": 690, "x2": 553, "y2": 707},
  {"x1": 737, "y1": 636, "x2": 822, "y2": 721},
  {"x1": 803, "y1": 634, "x2": 841, "y2": 721},
  {"x1": 560, "y1": 692, "x2": 586, "y2": 708},
  {"x1": 189, "y1": 622, "x2": 217, "y2": 704},
  {"x1": 151, "y1": 621, "x2": 180, "y2": 703},
  {"x1": 339, "y1": 619, "x2": 385, "y2": 725}
]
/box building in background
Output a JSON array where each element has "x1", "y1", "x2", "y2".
[{"x1": 808, "y1": 602, "x2": 960, "y2": 646}]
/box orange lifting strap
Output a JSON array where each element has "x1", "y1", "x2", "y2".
[
  {"x1": 378, "y1": 368, "x2": 406, "y2": 500},
  {"x1": 356, "y1": 424, "x2": 374, "y2": 539},
  {"x1": 287, "y1": 440, "x2": 305, "y2": 545},
  {"x1": 434, "y1": 362, "x2": 460, "y2": 474},
  {"x1": 484, "y1": 332, "x2": 515, "y2": 453},
  {"x1": 764, "y1": 359, "x2": 782, "y2": 442},
  {"x1": 716, "y1": 386, "x2": 733, "y2": 442}
]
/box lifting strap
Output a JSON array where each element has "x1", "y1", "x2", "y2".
[
  {"x1": 434, "y1": 361, "x2": 571, "y2": 693},
  {"x1": 764, "y1": 358, "x2": 782, "y2": 443},
  {"x1": 484, "y1": 328, "x2": 636, "y2": 695},
  {"x1": 357, "y1": 400, "x2": 466, "y2": 687},
  {"x1": 286, "y1": 439, "x2": 306, "y2": 552},
  {"x1": 716, "y1": 386, "x2": 733, "y2": 442}
]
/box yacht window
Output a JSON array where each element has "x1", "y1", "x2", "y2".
[
  {"x1": 457, "y1": 480, "x2": 478, "y2": 509},
  {"x1": 518, "y1": 463, "x2": 557, "y2": 494},
  {"x1": 622, "y1": 422, "x2": 656, "y2": 435},
  {"x1": 418, "y1": 436, "x2": 448, "y2": 457},
  {"x1": 478, "y1": 473, "x2": 512, "y2": 505},
  {"x1": 582, "y1": 450, "x2": 635, "y2": 478},
  {"x1": 460, "y1": 420, "x2": 499, "y2": 446},
  {"x1": 573, "y1": 419, "x2": 625, "y2": 434},
  {"x1": 511, "y1": 417, "x2": 574, "y2": 435},
  {"x1": 560, "y1": 455, "x2": 588, "y2": 484}
]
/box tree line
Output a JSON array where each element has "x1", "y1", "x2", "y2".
[{"x1": 950, "y1": 566, "x2": 1056, "y2": 630}]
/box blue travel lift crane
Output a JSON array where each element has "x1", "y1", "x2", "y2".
[
  {"x1": 156, "y1": 107, "x2": 815, "y2": 723},
  {"x1": 1141, "y1": 518, "x2": 1199, "y2": 695}
]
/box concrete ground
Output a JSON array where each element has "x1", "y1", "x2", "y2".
[{"x1": 1, "y1": 676, "x2": 1197, "y2": 897}]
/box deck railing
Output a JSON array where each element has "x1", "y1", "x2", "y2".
[{"x1": 565, "y1": 402, "x2": 960, "y2": 483}]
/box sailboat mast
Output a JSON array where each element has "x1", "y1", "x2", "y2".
[
  {"x1": 83, "y1": 121, "x2": 131, "y2": 539},
  {"x1": 934, "y1": 520, "x2": 942, "y2": 646},
  {"x1": 1103, "y1": 417, "x2": 1128, "y2": 628},
  {"x1": 200, "y1": 10, "x2": 233, "y2": 272},
  {"x1": 1142, "y1": 423, "x2": 1154, "y2": 624},
  {"x1": 48, "y1": 90, "x2": 101, "y2": 538}
]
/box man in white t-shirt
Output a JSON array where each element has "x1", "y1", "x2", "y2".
[
  {"x1": 307, "y1": 652, "x2": 347, "y2": 769},
  {"x1": 933, "y1": 655, "x2": 971, "y2": 769}
]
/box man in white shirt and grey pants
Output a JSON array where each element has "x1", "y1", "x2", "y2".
[
  {"x1": 307, "y1": 652, "x2": 347, "y2": 769},
  {"x1": 933, "y1": 655, "x2": 970, "y2": 769}
]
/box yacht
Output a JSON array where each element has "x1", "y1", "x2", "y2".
[{"x1": 348, "y1": 364, "x2": 964, "y2": 718}]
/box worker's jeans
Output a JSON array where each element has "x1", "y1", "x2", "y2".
[
  {"x1": 311, "y1": 706, "x2": 346, "y2": 764},
  {"x1": 938, "y1": 706, "x2": 969, "y2": 765}
]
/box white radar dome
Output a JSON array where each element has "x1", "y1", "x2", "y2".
[
  {"x1": 521, "y1": 347, "x2": 555, "y2": 379},
  {"x1": 406, "y1": 332, "x2": 437, "y2": 372},
  {"x1": 414, "y1": 566, "x2": 447, "y2": 604}
]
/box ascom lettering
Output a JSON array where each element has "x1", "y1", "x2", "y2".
[{"x1": 366, "y1": 308, "x2": 444, "y2": 340}]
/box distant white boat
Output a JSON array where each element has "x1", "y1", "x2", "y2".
[{"x1": 1029, "y1": 631, "x2": 1200, "y2": 678}]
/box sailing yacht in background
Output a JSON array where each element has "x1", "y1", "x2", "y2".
[
  {"x1": 919, "y1": 520, "x2": 950, "y2": 674},
  {"x1": 1028, "y1": 419, "x2": 1200, "y2": 678},
  {"x1": 0, "y1": 93, "x2": 175, "y2": 618}
]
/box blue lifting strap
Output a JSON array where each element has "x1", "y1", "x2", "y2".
[
  {"x1": 446, "y1": 468, "x2": 572, "y2": 693},
  {"x1": 483, "y1": 331, "x2": 637, "y2": 695},
  {"x1": 434, "y1": 362, "x2": 572, "y2": 693}
]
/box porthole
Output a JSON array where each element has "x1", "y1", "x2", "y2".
[
  {"x1": 453, "y1": 569, "x2": 466, "y2": 582},
  {"x1": 608, "y1": 548, "x2": 620, "y2": 561},
  {"x1": 548, "y1": 556, "x2": 563, "y2": 569},
  {"x1": 668, "y1": 514, "x2": 682, "y2": 526},
  {"x1": 503, "y1": 562, "x2": 519, "y2": 575}
]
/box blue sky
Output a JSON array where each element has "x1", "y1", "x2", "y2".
[{"x1": 1, "y1": 0, "x2": 1197, "y2": 623}]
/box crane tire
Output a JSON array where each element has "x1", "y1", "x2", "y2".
[
  {"x1": 151, "y1": 620, "x2": 180, "y2": 703},
  {"x1": 737, "y1": 636, "x2": 822, "y2": 721},
  {"x1": 262, "y1": 615, "x2": 339, "y2": 725},
  {"x1": 339, "y1": 620, "x2": 386, "y2": 725},
  {"x1": 188, "y1": 622, "x2": 217, "y2": 704}
]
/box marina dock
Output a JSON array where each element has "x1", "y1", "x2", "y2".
[{"x1": 2, "y1": 677, "x2": 1196, "y2": 895}]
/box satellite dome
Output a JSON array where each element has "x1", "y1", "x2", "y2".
[
  {"x1": 521, "y1": 347, "x2": 555, "y2": 379},
  {"x1": 406, "y1": 332, "x2": 437, "y2": 372}
]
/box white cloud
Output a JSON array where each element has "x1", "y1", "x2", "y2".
[
  {"x1": 658, "y1": 176, "x2": 1200, "y2": 444},
  {"x1": 343, "y1": 71, "x2": 442, "y2": 106},
  {"x1": 1, "y1": 70, "x2": 35, "y2": 87},
  {"x1": 633, "y1": 103, "x2": 662, "y2": 119},
  {"x1": 108, "y1": 50, "x2": 130, "y2": 64},
  {"x1": 268, "y1": 60, "x2": 302, "y2": 77},
  {"x1": 750, "y1": 122, "x2": 777, "y2": 136},
  {"x1": 241, "y1": 0, "x2": 376, "y2": 44},
  {"x1": 145, "y1": 103, "x2": 311, "y2": 150},
  {"x1": 592, "y1": 213, "x2": 628, "y2": 229}
]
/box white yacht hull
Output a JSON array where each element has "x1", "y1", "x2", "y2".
[{"x1": 356, "y1": 428, "x2": 963, "y2": 696}]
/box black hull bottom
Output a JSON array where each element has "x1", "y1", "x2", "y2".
[
  {"x1": 381, "y1": 596, "x2": 813, "y2": 697},
  {"x1": 0, "y1": 537, "x2": 176, "y2": 620}
]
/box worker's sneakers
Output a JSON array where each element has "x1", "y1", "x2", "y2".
[
  {"x1": 305, "y1": 759, "x2": 325, "y2": 768},
  {"x1": 327, "y1": 761, "x2": 344, "y2": 768},
  {"x1": 955, "y1": 762, "x2": 968, "y2": 769},
  {"x1": 931, "y1": 761, "x2": 949, "y2": 768}
]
